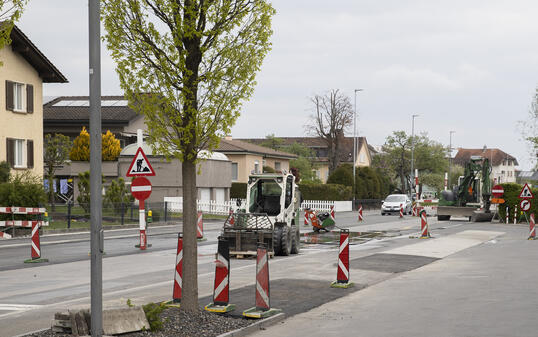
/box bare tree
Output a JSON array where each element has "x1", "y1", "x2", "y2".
[{"x1": 307, "y1": 89, "x2": 353, "y2": 174}]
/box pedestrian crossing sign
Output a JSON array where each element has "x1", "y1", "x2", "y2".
[
  {"x1": 126, "y1": 147, "x2": 155, "y2": 177},
  {"x1": 518, "y1": 183, "x2": 534, "y2": 199}
]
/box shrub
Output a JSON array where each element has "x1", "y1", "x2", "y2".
[
  {"x1": 102, "y1": 130, "x2": 122, "y2": 161},
  {"x1": 262, "y1": 165, "x2": 275, "y2": 173},
  {"x1": 142, "y1": 302, "x2": 168, "y2": 331},
  {"x1": 104, "y1": 177, "x2": 134, "y2": 214},
  {"x1": 0, "y1": 161, "x2": 10, "y2": 183},
  {"x1": 0, "y1": 172, "x2": 46, "y2": 220},
  {"x1": 298, "y1": 182, "x2": 352, "y2": 201},
  {"x1": 230, "y1": 182, "x2": 247, "y2": 199},
  {"x1": 327, "y1": 164, "x2": 353, "y2": 186},
  {"x1": 77, "y1": 171, "x2": 104, "y2": 214},
  {"x1": 70, "y1": 127, "x2": 90, "y2": 161}
]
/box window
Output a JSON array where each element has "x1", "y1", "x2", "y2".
[
  {"x1": 254, "y1": 161, "x2": 259, "y2": 174},
  {"x1": 6, "y1": 138, "x2": 33, "y2": 169},
  {"x1": 5, "y1": 81, "x2": 33, "y2": 113},
  {"x1": 359, "y1": 153, "x2": 366, "y2": 163},
  {"x1": 275, "y1": 162, "x2": 281, "y2": 171},
  {"x1": 231, "y1": 162, "x2": 238, "y2": 181}
]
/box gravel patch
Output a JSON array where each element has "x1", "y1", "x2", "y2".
[{"x1": 23, "y1": 308, "x2": 253, "y2": 337}]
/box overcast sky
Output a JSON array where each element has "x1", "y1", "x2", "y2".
[{"x1": 17, "y1": 0, "x2": 538, "y2": 170}]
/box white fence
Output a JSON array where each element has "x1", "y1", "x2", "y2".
[{"x1": 163, "y1": 197, "x2": 352, "y2": 215}]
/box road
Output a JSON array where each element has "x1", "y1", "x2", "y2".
[{"x1": 0, "y1": 211, "x2": 491, "y2": 336}]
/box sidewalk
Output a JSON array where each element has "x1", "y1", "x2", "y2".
[{"x1": 251, "y1": 222, "x2": 538, "y2": 337}]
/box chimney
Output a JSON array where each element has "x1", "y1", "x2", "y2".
[{"x1": 224, "y1": 135, "x2": 233, "y2": 141}]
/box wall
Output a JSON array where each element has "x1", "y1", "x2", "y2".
[
  {"x1": 263, "y1": 157, "x2": 290, "y2": 172},
  {"x1": 0, "y1": 46, "x2": 43, "y2": 177},
  {"x1": 315, "y1": 163, "x2": 330, "y2": 183},
  {"x1": 226, "y1": 153, "x2": 264, "y2": 183}
]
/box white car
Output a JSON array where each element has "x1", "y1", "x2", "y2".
[{"x1": 381, "y1": 194, "x2": 412, "y2": 215}]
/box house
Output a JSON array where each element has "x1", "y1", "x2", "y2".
[
  {"x1": 240, "y1": 136, "x2": 374, "y2": 183},
  {"x1": 453, "y1": 148, "x2": 518, "y2": 183},
  {"x1": 52, "y1": 142, "x2": 233, "y2": 204},
  {"x1": 517, "y1": 171, "x2": 538, "y2": 186},
  {"x1": 215, "y1": 137, "x2": 297, "y2": 183},
  {"x1": 44, "y1": 95, "x2": 142, "y2": 147},
  {"x1": 0, "y1": 25, "x2": 67, "y2": 177}
]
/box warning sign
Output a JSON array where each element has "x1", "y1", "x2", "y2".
[
  {"x1": 518, "y1": 183, "x2": 534, "y2": 199},
  {"x1": 126, "y1": 147, "x2": 155, "y2": 177}
]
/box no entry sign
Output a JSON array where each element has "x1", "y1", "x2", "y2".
[
  {"x1": 131, "y1": 177, "x2": 152, "y2": 201},
  {"x1": 492, "y1": 185, "x2": 504, "y2": 198}
]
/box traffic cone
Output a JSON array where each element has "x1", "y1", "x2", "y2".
[
  {"x1": 243, "y1": 244, "x2": 281, "y2": 318},
  {"x1": 358, "y1": 204, "x2": 363, "y2": 222},
  {"x1": 205, "y1": 237, "x2": 235, "y2": 313},
  {"x1": 171, "y1": 233, "x2": 183, "y2": 305},
  {"x1": 528, "y1": 214, "x2": 536, "y2": 240},
  {"x1": 24, "y1": 221, "x2": 48, "y2": 263},
  {"x1": 399, "y1": 204, "x2": 404, "y2": 218},
  {"x1": 331, "y1": 229, "x2": 354, "y2": 288},
  {"x1": 197, "y1": 211, "x2": 204, "y2": 239},
  {"x1": 420, "y1": 210, "x2": 430, "y2": 239}
]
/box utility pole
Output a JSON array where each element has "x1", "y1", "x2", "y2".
[
  {"x1": 353, "y1": 89, "x2": 363, "y2": 206},
  {"x1": 410, "y1": 114, "x2": 419, "y2": 195},
  {"x1": 89, "y1": 0, "x2": 103, "y2": 336},
  {"x1": 448, "y1": 131, "x2": 455, "y2": 189}
]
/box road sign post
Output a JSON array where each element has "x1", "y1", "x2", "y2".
[{"x1": 131, "y1": 177, "x2": 153, "y2": 250}]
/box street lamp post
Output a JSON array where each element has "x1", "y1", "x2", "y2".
[
  {"x1": 410, "y1": 114, "x2": 419, "y2": 196},
  {"x1": 353, "y1": 89, "x2": 363, "y2": 206},
  {"x1": 449, "y1": 131, "x2": 455, "y2": 188}
]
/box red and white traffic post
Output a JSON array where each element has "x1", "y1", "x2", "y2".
[
  {"x1": 358, "y1": 204, "x2": 363, "y2": 222},
  {"x1": 304, "y1": 209, "x2": 310, "y2": 226},
  {"x1": 205, "y1": 237, "x2": 235, "y2": 313},
  {"x1": 528, "y1": 214, "x2": 536, "y2": 240},
  {"x1": 243, "y1": 243, "x2": 281, "y2": 318},
  {"x1": 197, "y1": 211, "x2": 204, "y2": 239},
  {"x1": 126, "y1": 146, "x2": 156, "y2": 250},
  {"x1": 415, "y1": 169, "x2": 419, "y2": 201},
  {"x1": 331, "y1": 229, "x2": 354, "y2": 288},
  {"x1": 514, "y1": 204, "x2": 518, "y2": 224},
  {"x1": 172, "y1": 233, "x2": 183, "y2": 303},
  {"x1": 420, "y1": 210, "x2": 430, "y2": 239},
  {"x1": 444, "y1": 172, "x2": 448, "y2": 191},
  {"x1": 330, "y1": 205, "x2": 335, "y2": 222},
  {"x1": 399, "y1": 204, "x2": 404, "y2": 218}
]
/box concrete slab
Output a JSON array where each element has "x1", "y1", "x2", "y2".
[
  {"x1": 383, "y1": 230, "x2": 504, "y2": 258},
  {"x1": 349, "y1": 253, "x2": 439, "y2": 273}
]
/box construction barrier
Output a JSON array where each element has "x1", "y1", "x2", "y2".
[
  {"x1": 172, "y1": 233, "x2": 183, "y2": 304},
  {"x1": 228, "y1": 208, "x2": 235, "y2": 225},
  {"x1": 529, "y1": 214, "x2": 536, "y2": 240},
  {"x1": 505, "y1": 206, "x2": 509, "y2": 224},
  {"x1": 420, "y1": 210, "x2": 430, "y2": 239},
  {"x1": 197, "y1": 211, "x2": 204, "y2": 239},
  {"x1": 243, "y1": 244, "x2": 281, "y2": 319},
  {"x1": 304, "y1": 210, "x2": 310, "y2": 226},
  {"x1": 412, "y1": 204, "x2": 417, "y2": 217},
  {"x1": 205, "y1": 237, "x2": 235, "y2": 313},
  {"x1": 331, "y1": 229, "x2": 354, "y2": 288},
  {"x1": 399, "y1": 204, "x2": 403, "y2": 218},
  {"x1": 358, "y1": 204, "x2": 363, "y2": 222},
  {"x1": 330, "y1": 205, "x2": 335, "y2": 222},
  {"x1": 0, "y1": 207, "x2": 49, "y2": 262}
]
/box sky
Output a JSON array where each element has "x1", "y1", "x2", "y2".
[{"x1": 16, "y1": 0, "x2": 538, "y2": 170}]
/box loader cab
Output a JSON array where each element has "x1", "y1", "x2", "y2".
[{"x1": 246, "y1": 173, "x2": 297, "y2": 219}]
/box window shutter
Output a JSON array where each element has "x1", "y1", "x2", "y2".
[
  {"x1": 27, "y1": 140, "x2": 34, "y2": 168},
  {"x1": 6, "y1": 138, "x2": 14, "y2": 167},
  {"x1": 26, "y1": 84, "x2": 34, "y2": 113},
  {"x1": 5, "y1": 80, "x2": 14, "y2": 111}
]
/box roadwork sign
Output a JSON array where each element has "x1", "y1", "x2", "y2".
[
  {"x1": 126, "y1": 147, "x2": 155, "y2": 177},
  {"x1": 518, "y1": 183, "x2": 534, "y2": 199},
  {"x1": 520, "y1": 199, "x2": 532, "y2": 212}
]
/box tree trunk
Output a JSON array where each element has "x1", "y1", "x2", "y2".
[{"x1": 181, "y1": 158, "x2": 198, "y2": 312}]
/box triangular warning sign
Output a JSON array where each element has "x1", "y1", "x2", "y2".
[
  {"x1": 518, "y1": 183, "x2": 534, "y2": 199},
  {"x1": 126, "y1": 147, "x2": 155, "y2": 177}
]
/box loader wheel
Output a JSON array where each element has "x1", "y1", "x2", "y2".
[
  {"x1": 280, "y1": 226, "x2": 292, "y2": 256},
  {"x1": 291, "y1": 225, "x2": 300, "y2": 254},
  {"x1": 272, "y1": 226, "x2": 283, "y2": 255}
]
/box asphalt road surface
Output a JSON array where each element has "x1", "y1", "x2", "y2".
[{"x1": 0, "y1": 210, "x2": 469, "y2": 337}]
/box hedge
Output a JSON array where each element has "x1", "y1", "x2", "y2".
[
  {"x1": 230, "y1": 182, "x2": 247, "y2": 199},
  {"x1": 298, "y1": 182, "x2": 352, "y2": 201},
  {"x1": 497, "y1": 183, "x2": 538, "y2": 223}
]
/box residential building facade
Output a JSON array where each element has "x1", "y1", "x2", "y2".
[
  {"x1": 453, "y1": 148, "x2": 518, "y2": 183},
  {"x1": 0, "y1": 26, "x2": 67, "y2": 177}
]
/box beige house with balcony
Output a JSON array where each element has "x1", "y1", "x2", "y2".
[
  {"x1": 0, "y1": 25, "x2": 67, "y2": 177},
  {"x1": 215, "y1": 138, "x2": 297, "y2": 183},
  {"x1": 454, "y1": 148, "x2": 518, "y2": 184}
]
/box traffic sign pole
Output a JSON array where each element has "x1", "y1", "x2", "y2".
[
  {"x1": 139, "y1": 200, "x2": 146, "y2": 250},
  {"x1": 131, "y1": 177, "x2": 152, "y2": 250}
]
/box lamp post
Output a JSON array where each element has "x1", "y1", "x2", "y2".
[
  {"x1": 410, "y1": 114, "x2": 419, "y2": 195},
  {"x1": 353, "y1": 89, "x2": 363, "y2": 205},
  {"x1": 448, "y1": 131, "x2": 455, "y2": 188}
]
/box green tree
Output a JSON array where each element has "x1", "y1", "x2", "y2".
[
  {"x1": 104, "y1": 177, "x2": 134, "y2": 214},
  {"x1": 327, "y1": 163, "x2": 353, "y2": 186},
  {"x1": 0, "y1": 1, "x2": 27, "y2": 66},
  {"x1": 519, "y1": 87, "x2": 538, "y2": 169},
  {"x1": 102, "y1": 0, "x2": 275, "y2": 312},
  {"x1": 102, "y1": 130, "x2": 122, "y2": 161},
  {"x1": 285, "y1": 143, "x2": 318, "y2": 181},
  {"x1": 44, "y1": 133, "x2": 72, "y2": 210},
  {"x1": 260, "y1": 134, "x2": 283, "y2": 150},
  {"x1": 77, "y1": 171, "x2": 104, "y2": 214},
  {"x1": 0, "y1": 161, "x2": 10, "y2": 183}
]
